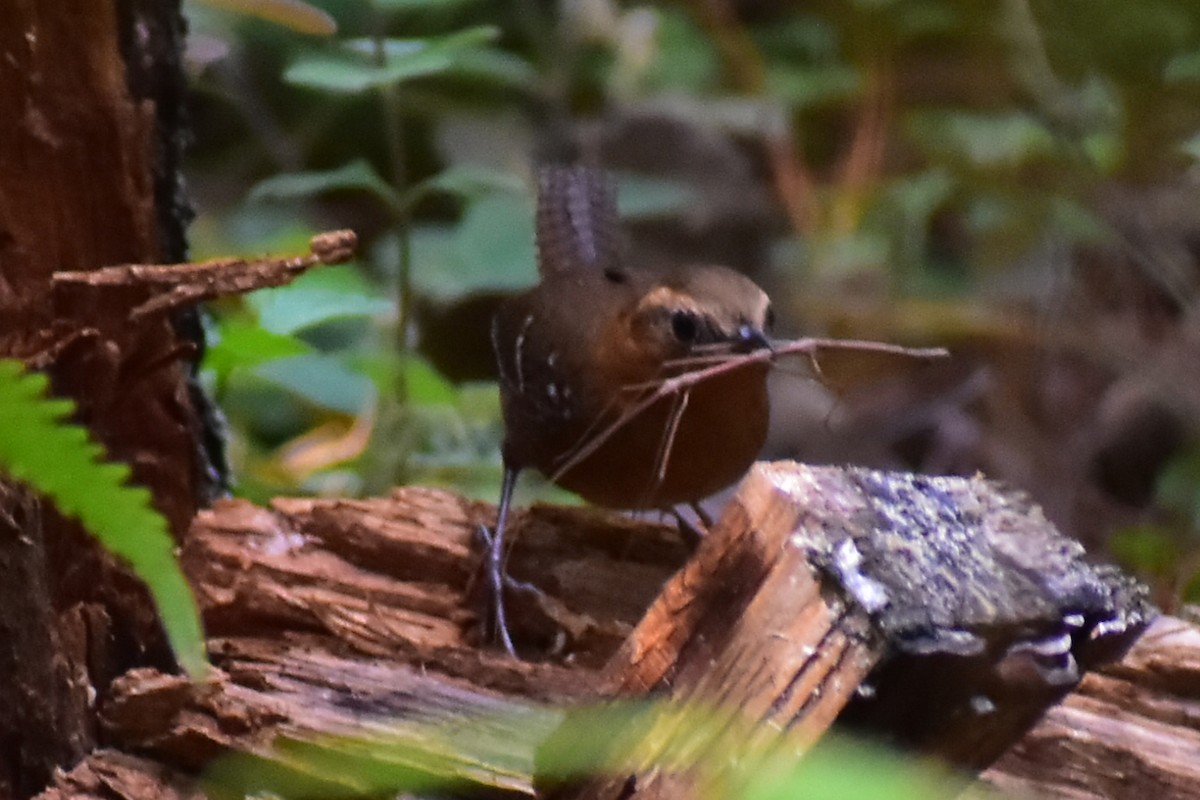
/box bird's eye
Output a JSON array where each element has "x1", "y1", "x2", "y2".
[
  {"x1": 603, "y1": 267, "x2": 628, "y2": 284},
  {"x1": 671, "y1": 310, "x2": 698, "y2": 342}
]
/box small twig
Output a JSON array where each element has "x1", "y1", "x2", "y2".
[
  {"x1": 52, "y1": 229, "x2": 358, "y2": 321},
  {"x1": 549, "y1": 338, "x2": 948, "y2": 485},
  {"x1": 648, "y1": 387, "x2": 690, "y2": 501}
]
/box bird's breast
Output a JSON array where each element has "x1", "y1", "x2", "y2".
[{"x1": 546, "y1": 359, "x2": 770, "y2": 509}]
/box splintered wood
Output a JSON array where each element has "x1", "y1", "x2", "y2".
[
  {"x1": 37, "y1": 464, "x2": 1187, "y2": 800},
  {"x1": 554, "y1": 464, "x2": 1152, "y2": 800}
]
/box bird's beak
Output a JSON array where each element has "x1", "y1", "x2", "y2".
[{"x1": 734, "y1": 324, "x2": 774, "y2": 354}]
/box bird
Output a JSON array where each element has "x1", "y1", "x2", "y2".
[{"x1": 485, "y1": 165, "x2": 775, "y2": 654}]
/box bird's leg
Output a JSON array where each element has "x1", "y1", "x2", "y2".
[
  {"x1": 480, "y1": 465, "x2": 520, "y2": 656},
  {"x1": 690, "y1": 500, "x2": 714, "y2": 528},
  {"x1": 670, "y1": 500, "x2": 712, "y2": 551},
  {"x1": 672, "y1": 508, "x2": 705, "y2": 551}
]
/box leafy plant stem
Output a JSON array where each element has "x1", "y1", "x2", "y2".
[{"x1": 370, "y1": 0, "x2": 414, "y2": 482}]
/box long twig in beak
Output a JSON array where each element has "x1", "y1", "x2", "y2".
[{"x1": 548, "y1": 337, "x2": 949, "y2": 486}]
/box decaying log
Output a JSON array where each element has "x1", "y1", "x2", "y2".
[
  {"x1": 34, "y1": 463, "x2": 1191, "y2": 800},
  {"x1": 549, "y1": 463, "x2": 1152, "y2": 800},
  {"x1": 39, "y1": 751, "x2": 202, "y2": 800}
]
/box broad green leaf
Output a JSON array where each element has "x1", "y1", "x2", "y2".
[
  {"x1": 1183, "y1": 569, "x2": 1200, "y2": 604},
  {"x1": 1181, "y1": 131, "x2": 1200, "y2": 162},
  {"x1": 740, "y1": 735, "x2": 973, "y2": 800},
  {"x1": 753, "y1": 14, "x2": 840, "y2": 61},
  {"x1": 406, "y1": 165, "x2": 526, "y2": 206},
  {"x1": 402, "y1": 356, "x2": 458, "y2": 405},
  {"x1": 884, "y1": 169, "x2": 955, "y2": 223},
  {"x1": 352, "y1": 352, "x2": 458, "y2": 406},
  {"x1": 454, "y1": 193, "x2": 537, "y2": 291},
  {"x1": 907, "y1": 111, "x2": 1056, "y2": 168},
  {"x1": 764, "y1": 64, "x2": 861, "y2": 109},
  {"x1": 248, "y1": 160, "x2": 402, "y2": 213},
  {"x1": 393, "y1": 199, "x2": 536, "y2": 301},
  {"x1": 1165, "y1": 49, "x2": 1200, "y2": 83},
  {"x1": 1110, "y1": 525, "x2": 1181, "y2": 577},
  {"x1": 191, "y1": 0, "x2": 336, "y2": 35},
  {"x1": 0, "y1": 361, "x2": 207, "y2": 677},
  {"x1": 374, "y1": 0, "x2": 480, "y2": 10},
  {"x1": 437, "y1": 47, "x2": 538, "y2": 90},
  {"x1": 248, "y1": 267, "x2": 394, "y2": 335},
  {"x1": 285, "y1": 27, "x2": 498, "y2": 93},
  {"x1": 642, "y1": 8, "x2": 721, "y2": 93},
  {"x1": 1156, "y1": 448, "x2": 1200, "y2": 531},
  {"x1": 205, "y1": 317, "x2": 313, "y2": 381},
  {"x1": 253, "y1": 354, "x2": 376, "y2": 414}
]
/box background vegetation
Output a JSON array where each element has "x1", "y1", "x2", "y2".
[{"x1": 184, "y1": 0, "x2": 1200, "y2": 609}]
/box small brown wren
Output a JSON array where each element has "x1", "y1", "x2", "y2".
[{"x1": 485, "y1": 165, "x2": 774, "y2": 653}]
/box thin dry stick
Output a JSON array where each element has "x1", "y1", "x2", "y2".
[
  {"x1": 549, "y1": 338, "x2": 948, "y2": 485},
  {"x1": 646, "y1": 387, "x2": 691, "y2": 505},
  {"x1": 52, "y1": 230, "x2": 359, "y2": 321}
]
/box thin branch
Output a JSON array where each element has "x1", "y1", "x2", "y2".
[{"x1": 52, "y1": 230, "x2": 358, "y2": 322}]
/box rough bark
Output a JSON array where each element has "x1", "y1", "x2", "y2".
[{"x1": 0, "y1": 1, "x2": 207, "y2": 794}]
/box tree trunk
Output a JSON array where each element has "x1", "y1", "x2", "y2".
[{"x1": 0, "y1": 1, "x2": 214, "y2": 795}]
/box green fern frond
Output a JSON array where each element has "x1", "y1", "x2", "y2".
[{"x1": 0, "y1": 359, "x2": 208, "y2": 678}]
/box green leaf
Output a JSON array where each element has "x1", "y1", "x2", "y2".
[
  {"x1": 1156, "y1": 448, "x2": 1200, "y2": 532},
  {"x1": 454, "y1": 192, "x2": 537, "y2": 290},
  {"x1": 907, "y1": 111, "x2": 1057, "y2": 168},
  {"x1": 764, "y1": 64, "x2": 861, "y2": 109},
  {"x1": 247, "y1": 267, "x2": 394, "y2": 336},
  {"x1": 436, "y1": 47, "x2": 538, "y2": 90},
  {"x1": 406, "y1": 165, "x2": 526, "y2": 206},
  {"x1": 351, "y1": 352, "x2": 458, "y2": 406},
  {"x1": 1183, "y1": 568, "x2": 1200, "y2": 604},
  {"x1": 642, "y1": 8, "x2": 722, "y2": 93},
  {"x1": 248, "y1": 159, "x2": 402, "y2": 213},
  {"x1": 1110, "y1": 525, "x2": 1180, "y2": 577},
  {"x1": 884, "y1": 169, "x2": 955, "y2": 223},
  {"x1": 1165, "y1": 49, "x2": 1200, "y2": 83},
  {"x1": 284, "y1": 27, "x2": 499, "y2": 93},
  {"x1": 0, "y1": 360, "x2": 207, "y2": 677},
  {"x1": 402, "y1": 355, "x2": 458, "y2": 406},
  {"x1": 740, "y1": 735, "x2": 971, "y2": 800},
  {"x1": 1180, "y1": 131, "x2": 1200, "y2": 162},
  {"x1": 753, "y1": 14, "x2": 840, "y2": 61},
  {"x1": 373, "y1": 0, "x2": 480, "y2": 10},
  {"x1": 253, "y1": 354, "x2": 376, "y2": 414},
  {"x1": 398, "y1": 196, "x2": 536, "y2": 301},
  {"x1": 205, "y1": 317, "x2": 313, "y2": 382}
]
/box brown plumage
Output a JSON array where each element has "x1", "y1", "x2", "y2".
[{"x1": 485, "y1": 165, "x2": 774, "y2": 653}]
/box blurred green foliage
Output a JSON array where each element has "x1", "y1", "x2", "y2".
[
  {"x1": 186, "y1": 0, "x2": 1200, "y2": 590},
  {"x1": 179, "y1": 0, "x2": 1200, "y2": 792},
  {"x1": 1112, "y1": 444, "x2": 1200, "y2": 606},
  {"x1": 204, "y1": 699, "x2": 989, "y2": 800}
]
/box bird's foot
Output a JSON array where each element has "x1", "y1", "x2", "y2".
[
  {"x1": 672, "y1": 501, "x2": 714, "y2": 550},
  {"x1": 473, "y1": 524, "x2": 545, "y2": 657}
]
